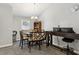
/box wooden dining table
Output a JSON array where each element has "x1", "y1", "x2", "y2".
[{"x1": 30, "y1": 31, "x2": 79, "y2": 47}]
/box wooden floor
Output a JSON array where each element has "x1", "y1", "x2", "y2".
[{"x1": 0, "y1": 41, "x2": 70, "y2": 55}]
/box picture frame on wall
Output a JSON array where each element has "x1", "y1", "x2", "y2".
[{"x1": 21, "y1": 19, "x2": 31, "y2": 30}]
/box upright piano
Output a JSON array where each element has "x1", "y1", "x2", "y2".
[{"x1": 53, "y1": 27, "x2": 75, "y2": 33}]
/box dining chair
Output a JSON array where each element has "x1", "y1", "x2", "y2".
[
  {"x1": 27, "y1": 32, "x2": 46, "y2": 52},
  {"x1": 19, "y1": 30, "x2": 29, "y2": 49}
]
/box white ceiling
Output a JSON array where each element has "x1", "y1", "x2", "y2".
[{"x1": 10, "y1": 3, "x2": 52, "y2": 17}]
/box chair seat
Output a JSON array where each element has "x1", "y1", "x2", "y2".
[{"x1": 62, "y1": 38, "x2": 74, "y2": 43}]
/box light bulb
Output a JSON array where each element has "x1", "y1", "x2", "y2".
[
  {"x1": 31, "y1": 16, "x2": 34, "y2": 19},
  {"x1": 31, "y1": 16, "x2": 38, "y2": 19},
  {"x1": 35, "y1": 16, "x2": 38, "y2": 19}
]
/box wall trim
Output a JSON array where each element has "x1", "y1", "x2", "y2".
[{"x1": 0, "y1": 43, "x2": 13, "y2": 48}]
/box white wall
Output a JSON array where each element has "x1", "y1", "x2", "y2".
[
  {"x1": 13, "y1": 16, "x2": 22, "y2": 40},
  {"x1": 0, "y1": 4, "x2": 13, "y2": 48},
  {"x1": 39, "y1": 3, "x2": 79, "y2": 54}
]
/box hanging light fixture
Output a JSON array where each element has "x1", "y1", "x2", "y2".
[
  {"x1": 31, "y1": 16, "x2": 34, "y2": 19},
  {"x1": 31, "y1": 16, "x2": 38, "y2": 19},
  {"x1": 31, "y1": 3, "x2": 38, "y2": 20}
]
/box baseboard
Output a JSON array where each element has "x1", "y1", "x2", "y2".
[{"x1": 0, "y1": 43, "x2": 13, "y2": 48}]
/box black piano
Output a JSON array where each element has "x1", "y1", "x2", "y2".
[
  {"x1": 53, "y1": 27, "x2": 75, "y2": 44},
  {"x1": 52, "y1": 27, "x2": 79, "y2": 40},
  {"x1": 53, "y1": 27, "x2": 75, "y2": 33},
  {"x1": 53, "y1": 27, "x2": 76, "y2": 54}
]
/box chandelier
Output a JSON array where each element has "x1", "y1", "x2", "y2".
[
  {"x1": 31, "y1": 16, "x2": 38, "y2": 19},
  {"x1": 31, "y1": 3, "x2": 38, "y2": 20}
]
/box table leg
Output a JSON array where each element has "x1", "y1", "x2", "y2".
[
  {"x1": 46, "y1": 34, "x2": 50, "y2": 47},
  {"x1": 50, "y1": 34, "x2": 53, "y2": 46},
  {"x1": 38, "y1": 41, "x2": 41, "y2": 50},
  {"x1": 21, "y1": 39, "x2": 23, "y2": 49},
  {"x1": 28, "y1": 41, "x2": 31, "y2": 52},
  {"x1": 19, "y1": 39, "x2": 22, "y2": 47}
]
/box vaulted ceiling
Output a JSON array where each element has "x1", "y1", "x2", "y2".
[{"x1": 10, "y1": 3, "x2": 52, "y2": 17}]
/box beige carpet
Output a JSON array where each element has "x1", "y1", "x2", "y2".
[{"x1": 0, "y1": 41, "x2": 65, "y2": 55}]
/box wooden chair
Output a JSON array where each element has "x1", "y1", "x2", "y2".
[
  {"x1": 19, "y1": 30, "x2": 30, "y2": 49},
  {"x1": 12, "y1": 31, "x2": 17, "y2": 42},
  {"x1": 28, "y1": 32, "x2": 46, "y2": 52}
]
